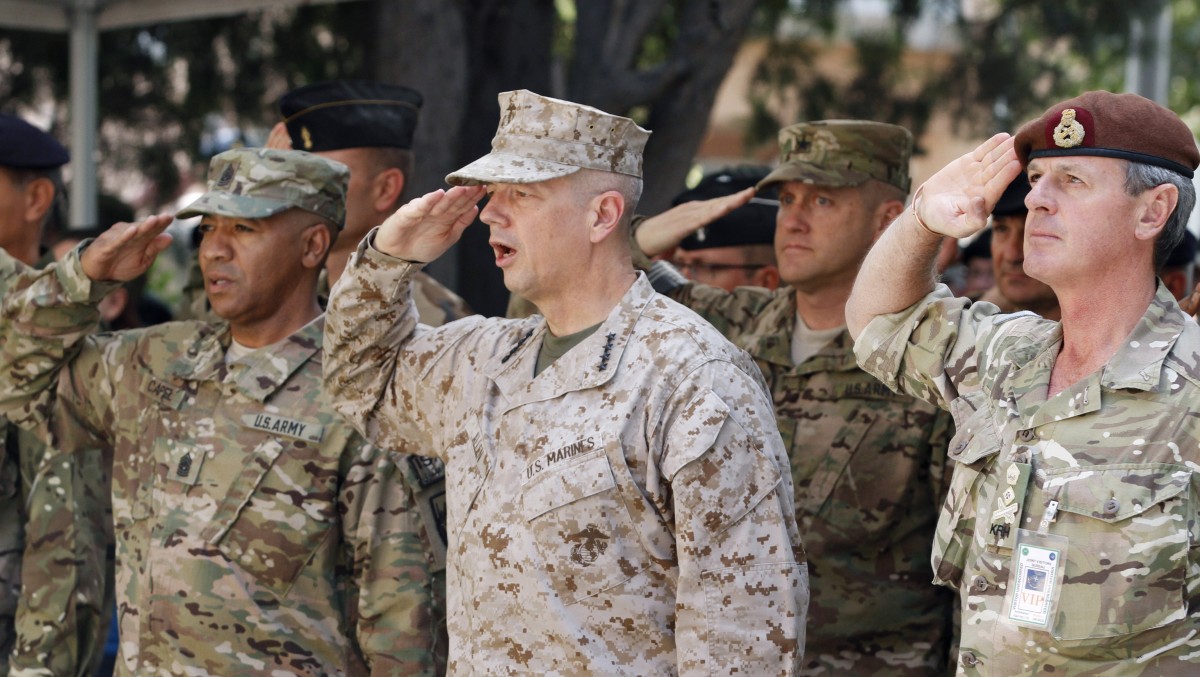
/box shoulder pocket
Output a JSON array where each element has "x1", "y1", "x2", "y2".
[{"x1": 1045, "y1": 463, "x2": 1191, "y2": 641}]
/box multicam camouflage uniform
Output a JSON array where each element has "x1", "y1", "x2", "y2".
[
  {"x1": 0, "y1": 148, "x2": 444, "y2": 675},
  {"x1": 856, "y1": 282, "x2": 1200, "y2": 675},
  {"x1": 0, "y1": 249, "x2": 111, "y2": 677},
  {"x1": 324, "y1": 241, "x2": 809, "y2": 675},
  {"x1": 668, "y1": 282, "x2": 955, "y2": 675}
]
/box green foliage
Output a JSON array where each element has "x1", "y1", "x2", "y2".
[{"x1": 1, "y1": 4, "x2": 371, "y2": 201}]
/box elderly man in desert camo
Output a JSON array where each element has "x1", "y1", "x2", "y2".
[
  {"x1": 322, "y1": 89, "x2": 808, "y2": 675},
  {"x1": 848, "y1": 90, "x2": 1200, "y2": 674}
]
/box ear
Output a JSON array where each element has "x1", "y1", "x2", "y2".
[
  {"x1": 300, "y1": 223, "x2": 333, "y2": 269},
  {"x1": 588, "y1": 191, "x2": 626, "y2": 245},
  {"x1": 1134, "y1": 183, "x2": 1178, "y2": 242},
  {"x1": 873, "y1": 199, "x2": 905, "y2": 239},
  {"x1": 23, "y1": 177, "x2": 56, "y2": 225},
  {"x1": 372, "y1": 168, "x2": 406, "y2": 214},
  {"x1": 751, "y1": 264, "x2": 781, "y2": 291}
]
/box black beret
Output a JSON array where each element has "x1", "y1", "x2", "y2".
[
  {"x1": 677, "y1": 166, "x2": 778, "y2": 251},
  {"x1": 1015, "y1": 91, "x2": 1200, "y2": 179},
  {"x1": 0, "y1": 113, "x2": 69, "y2": 169},
  {"x1": 992, "y1": 172, "x2": 1030, "y2": 217},
  {"x1": 279, "y1": 80, "x2": 423, "y2": 152},
  {"x1": 1165, "y1": 229, "x2": 1197, "y2": 269}
]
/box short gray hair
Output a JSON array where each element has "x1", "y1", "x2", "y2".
[
  {"x1": 572, "y1": 169, "x2": 644, "y2": 230},
  {"x1": 1124, "y1": 161, "x2": 1196, "y2": 271}
]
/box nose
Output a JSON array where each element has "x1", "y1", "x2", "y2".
[
  {"x1": 1025, "y1": 179, "x2": 1053, "y2": 213},
  {"x1": 480, "y1": 192, "x2": 505, "y2": 228},
  {"x1": 1002, "y1": 225, "x2": 1025, "y2": 263},
  {"x1": 777, "y1": 204, "x2": 806, "y2": 233},
  {"x1": 199, "y1": 228, "x2": 231, "y2": 263}
]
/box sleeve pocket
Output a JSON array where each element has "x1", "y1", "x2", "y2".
[{"x1": 701, "y1": 562, "x2": 808, "y2": 676}]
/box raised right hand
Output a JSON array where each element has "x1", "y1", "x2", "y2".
[
  {"x1": 634, "y1": 187, "x2": 756, "y2": 257},
  {"x1": 80, "y1": 214, "x2": 174, "y2": 282},
  {"x1": 374, "y1": 186, "x2": 488, "y2": 263},
  {"x1": 911, "y1": 133, "x2": 1022, "y2": 239}
]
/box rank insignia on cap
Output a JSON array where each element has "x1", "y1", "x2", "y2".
[
  {"x1": 1052, "y1": 109, "x2": 1085, "y2": 148},
  {"x1": 301, "y1": 126, "x2": 313, "y2": 150},
  {"x1": 216, "y1": 162, "x2": 237, "y2": 188}
]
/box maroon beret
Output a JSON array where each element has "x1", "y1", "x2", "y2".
[{"x1": 1014, "y1": 91, "x2": 1200, "y2": 179}]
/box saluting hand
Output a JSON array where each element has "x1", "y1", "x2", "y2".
[
  {"x1": 634, "y1": 187, "x2": 756, "y2": 257},
  {"x1": 265, "y1": 122, "x2": 293, "y2": 150},
  {"x1": 911, "y1": 133, "x2": 1022, "y2": 239},
  {"x1": 80, "y1": 214, "x2": 174, "y2": 282},
  {"x1": 375, "y1": 186, "x2": 487, "y2": 263}
]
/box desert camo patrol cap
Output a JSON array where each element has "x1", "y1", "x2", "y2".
[
  {"x1": 177, "y1": 148, "x2": 349, "y2": 229},
  {"x1": 758, "y1": 120, "x2": 913, "y2": 193},
  {"x1": 446, "y1": 89, "x2": 650, "y2": 185}
]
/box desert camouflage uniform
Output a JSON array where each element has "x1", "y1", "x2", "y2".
[
  {"x1": 0, "y1": 249, "x2": 111, "y2": 677},
  {"x1": 668, "y1": 281, "x2": 955, "y2": 675},
  {"x1": 856, "y1": 282, "x2": 1200, "y2": 675},
  {"x1": 0, "y1": 249, "x2": 443, "y2": 676},
  {"x1": 324, "y1": 238, "x2": 809, "y2": 675}
]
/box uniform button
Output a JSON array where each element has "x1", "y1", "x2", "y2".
[
  {"x1": 961, "y1": 651, "x2": 979, "y2": 667},
  {"x1": 972, "y1": 575, "x2": 989, "y2": 592},
  {"x1": 955, "y1": 440, "x2": 968, "y2": 452},
  {"x1": 1018, "y1": 429, "x2": 1035, "y2": 442},
  {"x1": 1103, "y1": 498, "x2": 1120, "y2": 515}
]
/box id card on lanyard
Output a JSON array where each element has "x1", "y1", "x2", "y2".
[{"x1": 1004, "y1": 500, "x2": 1068, "y2": 630}]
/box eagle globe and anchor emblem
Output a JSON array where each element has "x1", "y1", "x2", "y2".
[{"x1": 568, "y1": 524, "x2": 610, "y2": 567}]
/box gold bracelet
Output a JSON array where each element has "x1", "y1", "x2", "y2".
[{"x1": 909, "y1": 184, "x2": 940, "y2": 237}]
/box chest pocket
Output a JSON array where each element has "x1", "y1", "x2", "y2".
[
  {"x1": 522, "y1": 449, "x2": 649, "y2": 605},
  {"x1": 1042, "y1": 463, "x2": 1190, "y2": 641},
  {"x1": 201, "y1": 425, "x2": 342, "y2": 601},
  {"x1": 933, "y1": 395, "x2": 1002, "y2": 587}
]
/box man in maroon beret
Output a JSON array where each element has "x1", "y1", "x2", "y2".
[{"x1": 846, "y1": 90, "x2": 1200, "y2": 674}]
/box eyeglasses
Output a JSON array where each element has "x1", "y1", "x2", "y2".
[{"x1": 670, "y1": 260, "x2": 766, "y2": 276}]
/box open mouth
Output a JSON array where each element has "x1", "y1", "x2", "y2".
[{"x1": 492, "y1": 242, "x2": 517, "y2": 264}]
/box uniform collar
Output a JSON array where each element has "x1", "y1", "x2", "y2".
[
  {"x1": 1008, "y1": 282, "x2": 1185, "y2": 428},
  {"x1": 742, "y1": 288, "x2": 858, "y2": 372},
  {"x1": 165, "y1": 316, "x2": 325, "y2": 402},
  {"x1": 486, "y1": 273, "x2": 652, "y2": 410}
]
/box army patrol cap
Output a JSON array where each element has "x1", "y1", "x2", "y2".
[
  {"x1": 446, "y1": 89, "x2": 650, "y2": 185},
  {"x1": 758, "y1": 120, "x2": 913, "y2": 193},
  {"x1": 1015, "y1": 91, "x2": 1200, "y2": 179},
  {"x1": 0, "y1": 113, "x2": 69, "y2": 169},
  {"x1": 279, "y1": 80, "x2": 423, "y2": 152},
  {"x1": 177, "y1": 148, "x2": 348, "y2": 229},
  {"x1": 676, "y1": 166, "x2": 778, "y2": 250},
  {"x1": 992, "y1": 172, "x2": 1031, "y2": 217}
]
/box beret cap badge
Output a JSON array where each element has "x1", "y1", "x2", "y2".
[{"x1": 1052, "y1": 109, "x2": 1085, "y2": 149}]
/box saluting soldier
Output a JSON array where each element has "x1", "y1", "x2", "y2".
[
  {"x1": 633, "y1": 121, "x2": 955, "y2": 675},
  {"x1": 0, "y1": 113, "x2": 112, "y2": 676},
  {"x1": 322, "y1": 89, "x2": 808, "y2": 675},
  {"x1": 181, "y1": 80, "x2": 472, "y2": 328},
  {"x1": 848, "y1": 90, "x2": 1200, "y2": 673},
  {"x1": 0, "y1": 148, "x2": 443, "y2": 674}
]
